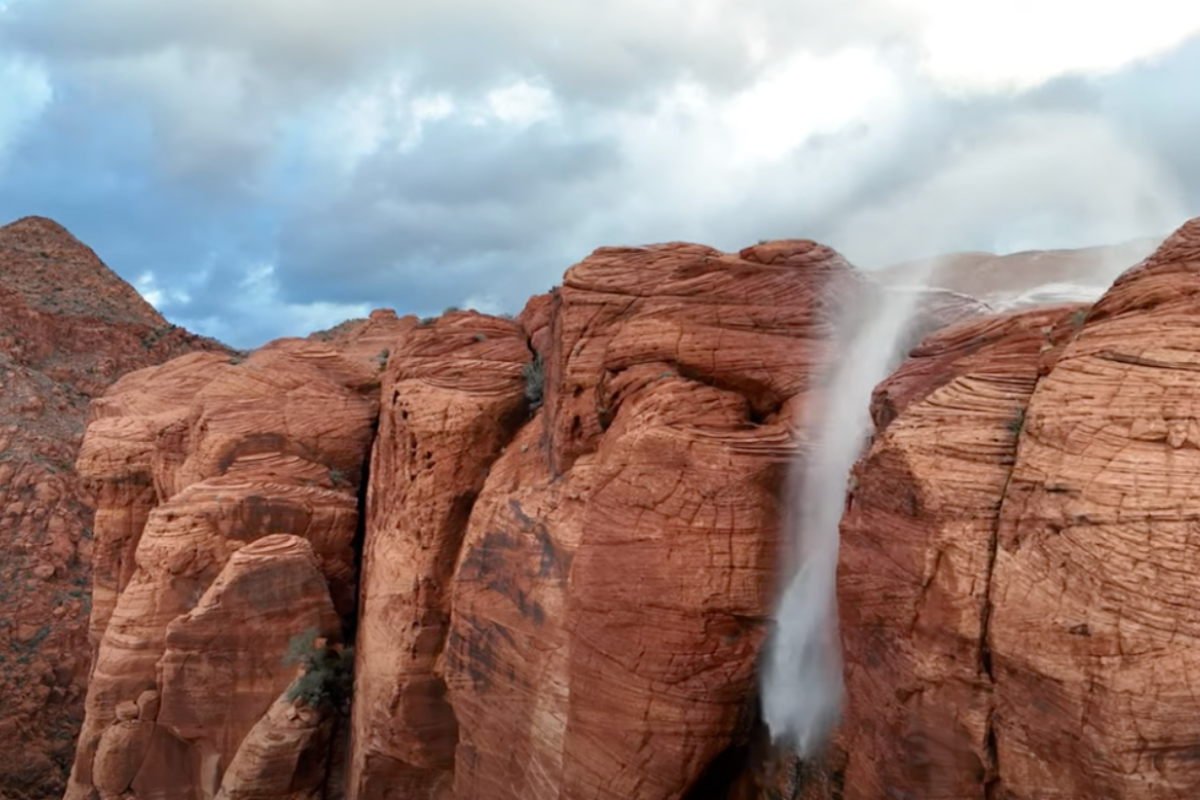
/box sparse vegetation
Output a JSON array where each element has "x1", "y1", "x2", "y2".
[
  {"x1": 1006, "y1": 407, "x2": 1027, "y2": 436},
  {"x1": 1070, "y1": 308, "x2": 1089, "y2": 328},
  {"x1": 443, "y1": 305, "x2": 459, "y2": 314},
  {"x1": 417, "y1": 316, "x2": 435, "y2": 327},
  {"x1": 328, "y1": 467, "x2": 345, "y2": 487},
  {"x1": 522, "y1": 353, "x2": 544, "y2": 410},
  {"x1": 283, "y1": 628, "x2": 354, "y2": 709},
  {"x1": 375, "y1": 348, "x2": 390, "y2": 371},
  {"x1": 472, "y1": 333, "x2": 487, "y2": 343}
]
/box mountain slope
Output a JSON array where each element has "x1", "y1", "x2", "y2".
[{"x1": 0, "y1": 216, "x2": 231, "y2": 799}]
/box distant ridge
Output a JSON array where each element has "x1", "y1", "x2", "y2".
[{"x1": 880, "y1": 236, "x2": 1163, "y2": 304}]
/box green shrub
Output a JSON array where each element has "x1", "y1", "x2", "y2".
[
  {"x1": 283, "y1": 628, "x2": 354, "y2": 710},
  {"x1": 522, "y1": 354, "x2": 544, "y2": 410}
]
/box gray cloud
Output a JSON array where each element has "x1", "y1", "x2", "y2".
[{"x1": 1, "y1": 0, "x2": 1198, "y2": 348}]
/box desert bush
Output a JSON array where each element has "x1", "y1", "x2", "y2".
[
  {"x1": 283, "y1": 628, "x2": 354, "y2": 710},
  {"x1": 522, "y1": 354, "x2": 544, "y2": 410}
]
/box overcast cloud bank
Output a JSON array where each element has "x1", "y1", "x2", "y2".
[{"x1": 1, "y1": 0, "x2": 1197, "y2": 346}]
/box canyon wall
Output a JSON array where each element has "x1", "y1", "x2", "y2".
[
  {"x1": 46, "y1": 215, "x2": 1200, "y2": 800},
  {"x1": 822, "y1": 217, "x2": 1200, "y2": 799},
  {"x1": 65, "y1": 238, "x2": 911, "y2": 799}
]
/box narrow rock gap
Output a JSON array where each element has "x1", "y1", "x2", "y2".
[
  {"x1": 978, "y1": 311, "x2": 1083, "y2": 796},
  {"x1": 344, "y1": 415, "x2": 378, "y2": 648},
  {"x1": 321, "y1": 415, "x2": 378, "y2": 800},
  {"x1": 978, "y1": 392, "x2": 1034, "y2": 798},
  {"x1": 397, "y1": 332, "x2": 541, "y2": 781}
]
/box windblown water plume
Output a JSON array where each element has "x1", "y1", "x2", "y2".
[{"x1": 761, "y1": 271, "x2": 935, "y2": 756}]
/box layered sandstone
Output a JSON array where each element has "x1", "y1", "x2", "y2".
[
  {"x1": 348, "y1": 310, "x2": 532, "y2": 798},
  {"x1": 822, "y1": 216, "x2": 1200, "y2": 799},
  {"x1": 348, "y1": 240, "x2": 867, "y2": 799},
  {"x1": 57, "y1": 231, "x2": 1003, "y2": 800},
  {"x1": 64, "y1": 331, "x2": 405, "y2": 800},
  {"x1": 988, "y1": 218, "x2": 1200, "y2": 798},
  {"x1": 0, "y1": 216, "x2": 228, "y2": 798},
  {"x1": 830, "y1": 303, "x2": 1086, "y2": 798}
]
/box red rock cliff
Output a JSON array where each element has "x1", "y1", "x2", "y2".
[
  {"x1": 0, "y1": 216, "x2": 228, "y2": 798},
  {"x1": 821, "y1": 216, "x2": 1200, "y2": 799},
  {"x1": 60, "y1": 229, "x2": 994, "y2": 800}
]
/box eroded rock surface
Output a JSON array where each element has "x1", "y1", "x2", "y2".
[
  {"x1": 346, "y1": 239, "x2": 868, "y2": 800},
  {"x1": 989, "y1": 218, "x2": 1200, "y2": 798},
  {"x1": 57, "y1": 230, "x2": 1053, "y2": 800},
  {"x1": 348, "y1": 311, "x2": 532, "y2": 799},
  {"x1": 830, "y1": 304, "x2": 1085, "y2": 799},
  {"x1": 0, "y1": 216, "x2": 228, "y2": 798},
  {"x1": 65, "y1": 335, "x2": 396, "y2": 800},
  {"x1": 820, "y1": 216, "x2": 1200, "y2": 800}
]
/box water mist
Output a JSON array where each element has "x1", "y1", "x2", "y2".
[{"x1": 761, "y1": 273, "x2": 934, "y2": 756}]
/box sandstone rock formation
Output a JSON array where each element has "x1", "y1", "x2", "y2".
[
  {"x1": 0, "y1": 216, "x2": 228, "y2": 798},
  {"x1": 989, "y1": 218, "x2": 1200, "y2": 798},
  {"x1": 822, "y1": 216, "x2": 1200, "y2": 799},
  {"x1": 57, "y1": 230, "x2": 1009, "y2": 800},
  {"x1": 830, "y1": 303, "x2": 1087, "y2": 799},
  {"x1": 64, "y1": 331, "x2": 406, "y2": 800},
  {"x1": 348, "y1": 240, "x2": 868, "y2": 800}
]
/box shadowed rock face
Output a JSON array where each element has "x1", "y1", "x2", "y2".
[{"x1": 0, "y1": 216, "x2": 230, "y2": 799}]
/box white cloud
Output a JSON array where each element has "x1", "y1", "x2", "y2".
[
  {"x1": 483, "y1": 80, "x2": 557, "y2": 127},
  {"x1": 827, "y1": 112, "x2": 1189, "y2": 266},
  {"x1": 175, "y1": 262, "x2": 372, "y2": 347},
  {"x1": 133, "y1": 270, "x2": 192, "y2": 309},
  {"x1": 4, "y1": 0, "x2": 1200, "y2": 345},
  {"x1": 301, "y1": 76, "x2": 459, "y2": 176},
  {"x1": 912, "y1": 0, "x2": 1200, "y2": 91},
  {"x1": 722, "y1": 48, "x2": 897, "y2": 163}
]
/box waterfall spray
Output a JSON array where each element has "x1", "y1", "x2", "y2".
[{"x1": 761, "y1": 273, "x2": 934, "y2": 755}]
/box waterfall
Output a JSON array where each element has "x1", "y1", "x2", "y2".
[{"x1": 761, "y1": 273, "x2": 933, "y2": 755}]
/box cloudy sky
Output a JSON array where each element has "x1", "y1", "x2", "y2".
[{"x1": 1, "y1": 0, "x2": 1198, "y2": 347}]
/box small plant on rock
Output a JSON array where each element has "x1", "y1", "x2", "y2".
[
  {"x1": 1006, "y1": 407, "x2": 1027, "y2": 436},
  {"x1": 522, "y1": 353, "x2": 544, "y2": 411},
  {"x1": 283, "y1": 628, "x2": 354, "y2": 710}
]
